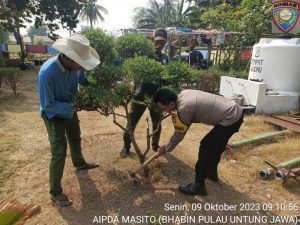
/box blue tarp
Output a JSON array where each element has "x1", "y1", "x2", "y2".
[
  {"x1": 176, "y1": 28, "x2": 193, "y2": 33},
  {"x1": 1, "y1": 43, "x2": 8, "y2": 52},
  {"x1": 47, "y1": 46, "x2": 59, "y2": 55}
]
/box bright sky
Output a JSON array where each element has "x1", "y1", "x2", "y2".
[
  {"x1": 21, "y1": 0, "x2": 150, "y2": 37},
  {"x1": 90, "y1": 0, "x2": 149, "y2": 30}
]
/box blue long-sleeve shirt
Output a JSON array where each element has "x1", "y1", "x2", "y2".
[{"x1": 38, "y1": 56, "x2": 88, "y2": 120}]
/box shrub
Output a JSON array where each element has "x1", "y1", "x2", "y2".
[
  {"x1": 81, "y1": 28, "x2": 115, "y2": 64},
  {"x1": 88, "y1": 63, "x2": 124, "y2": 89},
  {"x1": 123, "y1": 56, "x2": 164, "y2": 85},
  {"x1": 189, "y1": 65, "x2": 250, "y2": 93},
  {"x1": 5, "y1": 58, "x2": 22, "y2": 67},
  {"x1": 163, "y1": 61, "x2": 198, "y2": 88},
  {"x1": 73, "y1": 86, "x2": 124, "y2": 114},
  {"x1": 192, "y1": 68, "x2": 225, "y2": 94},
  {"x1": 115, "y1": 34, "x2": 155, "y2": 59},
  {"x1": 74, "y1": 56, "x2": 165, "y2": 113},
  {"x1": 73, "y1": 63, "x2": 130, "y2": 114},
  {"x1": 0, "y1": 57, "x2": 5, "y2": 68},
  {"x1": 227, "y1": 67, "x2": 248, "y2": 79},
  {"x1": 218, "y1": 55, "x2": 250, "y2": 72},
  {"x1": 0, "y1": 67, "x2": 21, "y2": 96}
]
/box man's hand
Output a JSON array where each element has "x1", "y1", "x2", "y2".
[{"x1": 157, "y1": 145, "x2": 167, "y2": 157}]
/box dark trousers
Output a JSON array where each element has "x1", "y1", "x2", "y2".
[
  {"x1": 43, "y1": 111, "x2": 86, "y2": 196},
  {"x1": 123, "y1": 101, "x2": 161, "y2": 150},
  {"x1": 195, "y1": 113, "x2": 244, "y2": 184}
]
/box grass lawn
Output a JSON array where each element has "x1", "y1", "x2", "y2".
[{"x1": 0, "y1": 68, "x2": 299, "y2": 225}]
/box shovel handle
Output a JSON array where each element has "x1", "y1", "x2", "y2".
[{"x1": 132, "y1": 152, "x2": 159, "y2": 175}]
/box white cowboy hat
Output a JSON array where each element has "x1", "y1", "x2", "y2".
[{"x1": 52, "y1": 33, "x2": 100, "y2": 70}]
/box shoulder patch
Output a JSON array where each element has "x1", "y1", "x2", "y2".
[{"x1": 170, "y1": 111, "x2": 189, "y2": 133}]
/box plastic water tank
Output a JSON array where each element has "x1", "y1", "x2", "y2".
[{"x1": 248, "y1": 38, "x2": 300, "y2": 93}]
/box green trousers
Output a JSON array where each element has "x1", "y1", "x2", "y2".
[
  {"x1": 123, "y1": 101, "x2": 162, "y2": 150},
  {"x1": 43, "y1": 111, "x2": 86, "y2": 196}
]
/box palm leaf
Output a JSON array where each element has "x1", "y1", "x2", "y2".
[
  {"x1": 79, "y1": 0, "x2": 108, "y2": 27},
  {"x1": 96, "y1": 5, "x2": 108, "y2": 15},
  {"x1": 0, "y1": 200, "x2": 41, "y2": 225},
  {"x1": 0, "y1": 211, "x2": 21, "y2": 225}
]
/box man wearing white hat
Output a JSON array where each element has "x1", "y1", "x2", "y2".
[{"x1": 38, "y1": 33, "x2": 100, "y2": 207}]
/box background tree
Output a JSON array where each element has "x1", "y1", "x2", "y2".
[
  {"x1": 0, "y1": 0, "x2": 88, "y2": 40},
  {"x1": 188, "y1": 0, "x2": 240, "y2": 9},
  {"x1": 132, "y1": 0, "x2": 193, "y2": 28},
  {"x1": 185, "y1": 0, "x2": 222, "y2": 28},
  {"x1": 185, "y1": 0, "x2": 241, "y2": 29},
  {"x1": 132, "y1": 7, "x2": 148, "y2": 28},
  {"x1": 0, "y1": 0, "x2": 32, "y2": 62},
  {"x1": 35, "y1": 0, "x2": 88, "y2": 38},
  {"x1": 114, "y1": 34, "x2": 155, "y2": 59},
  {"x1": 134, "y1": 0, "x2": 166, "y2": 28},
  {"x1": 199, "y1": 0, "x2": 272, "y2": 71},
  {"x1": 79, "y1": 0, "x2": 108, "y2": 28},
  {"x1": 162, "y1": 0, "x2": 175, "y2": 25},
  {"x1": 0, "y1": 27, "x2": 8, "y2": 62},
  {"x1": 236, "y1": 0, "x2": 272, "y2": 45},
  {"x1": 26, "y1": 26, "x2": 48, "y2": 44},
  {"x1": 171, "y1": 0, "x2": 193, "y2": 27},
  {"x1": 200, "y1": 0, "x2": 271, "y2": 44},
  {"x1": 0, "y1": 29, "x2": 8, "y2": 43},
  {"x1": 200, "y1": 3, "x2": 234, "y2": 30},
  {"x1": 0, "y1": 0, "x2": 89, "y2": 65}
]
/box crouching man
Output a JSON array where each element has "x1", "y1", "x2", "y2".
[{"x1": 154, "y1": 89, "x2": 244, "y2": 196}]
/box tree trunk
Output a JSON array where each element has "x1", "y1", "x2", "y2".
[
  {"x1": 0, "y1": 50, "x2": 3, "y2": 58},
  {"x1": 90, "y1": 18, "x2": 93, "y2": 28},
  {"x1": 13, "y1": 27, "x2": 25, "y2": 64}
]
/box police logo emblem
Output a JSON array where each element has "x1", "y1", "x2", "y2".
[{"x1": 272, "y1": 1, "x2": 299, "y2": 32}]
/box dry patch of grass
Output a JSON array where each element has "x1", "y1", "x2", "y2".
[
  {"x1": 221, "y1": 116, "x2": 300, "y2": 217},
  {"x1": 0, "y1": 68, "x2": 299, "y2": 225},
  {"x1": 0, "y1": 112, "x2": 21, "y2": 187}
]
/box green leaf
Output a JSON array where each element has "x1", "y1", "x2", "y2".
[{"x1": 0, "y1": 210, "x2": 22, "y2": 225}]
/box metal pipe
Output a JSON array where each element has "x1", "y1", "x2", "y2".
[
  {"x1": 275, "y1": 171, "x2": 286, "y2": 180},
  {"x1": 275, "y1": 167, "x2": 300, "y2": 180},
  {"x1": 260, "y1": 169, "x2": 272, "y2": 178},
  {"x1": 260, "y1": 156, "x2": 300, "y2": 179},
  {"x1": 230, "y1": 130, "x2": 289, "y2": 148},
  {"x1": 275, "y1": 169, "x2": 300, "y2": 181}
]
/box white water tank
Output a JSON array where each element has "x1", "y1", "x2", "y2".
[{"x1": 248, "y1": 38, "x2": 300, "y2": 93}]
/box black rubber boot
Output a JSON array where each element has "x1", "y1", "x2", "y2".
[{"x1": 178, "y1": 182, "x2": 208, "y2": 196}]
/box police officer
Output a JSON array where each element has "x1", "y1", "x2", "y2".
[
  {"x1": 120, "y1": 28, "x2": 169, "y2": 157},
  {"x1": 154, "y1": 89, "x2": 244, "y2": 196}
]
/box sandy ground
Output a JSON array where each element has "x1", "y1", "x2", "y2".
[{"x1": 0, "y1": 69, "x2": 299, "y2": 225}]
